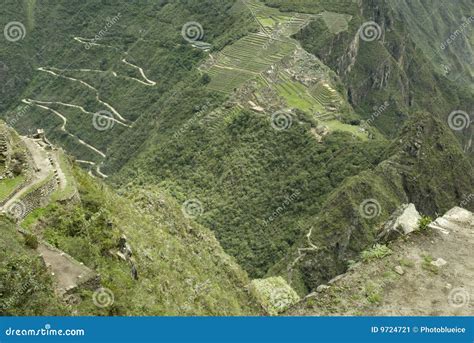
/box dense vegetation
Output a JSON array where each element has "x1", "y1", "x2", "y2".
[
  {"x1": 291, "y1": 0, "x2": 473, "y2": 143},
  {"x1": 1, "y1": 0, "x2": 256, "y2": 163},
  {"x1": 116, "y1": 106, "x2": 387, "y2": 277},
  {"x1": 0, "y1": 217, "x2": 68, "y2": 315},
  {"x1": 2, "y1": 165, "x2": 258, "y2": 315},
  {"x1": 0, "y1": 0, "x2": 472, "y2": 315},
  {"x1": 270, "y1": 112, "x2": 474, "y2": 294}
]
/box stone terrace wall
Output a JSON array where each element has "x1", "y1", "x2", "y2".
[{"x1": 17, "y1": 176, "x2": 58, "y2": 220}]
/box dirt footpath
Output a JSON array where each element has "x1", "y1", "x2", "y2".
[{"x1": 1, "y1": 137, "x2": 53, "y2": 212}]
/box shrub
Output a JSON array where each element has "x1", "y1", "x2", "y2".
[
  {"x1": 361, "y1": 244, "x2": 392, "y2": 262},
  {"x1": 24, "y1": 233, "x2": 39, "y2": 249},
  {"x1": 418, "y1": 216, "x2": 432, "y2": 231}
]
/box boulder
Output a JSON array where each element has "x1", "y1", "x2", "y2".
[
  {"x1": 428, "y1": 207, "x2": 474, "y2": 234},
  {"x1": 377, "y1": 203, "x2": 421, "y2": 242},
  {"x1": 316, "y1": 284, "x2": 330, "y2": 292},
  {"x1": 394, "y1": 266, "x2": 404, "y2": 275},
  {"x1": 249, "y1": 276, "x2": 300, "y2": 315},
  {"x1": 430, "y1": 258, "x2": 447, "y2": 268}
]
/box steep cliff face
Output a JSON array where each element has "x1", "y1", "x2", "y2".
[
  {"x1": 293, "y1": 0, "x2": 473, "y2": 146},
  {"x1": 388, "y1": 0, "x2": 473, "y2": 89},
  {"x1": 270, "y1": 111, "x2": 474, "y2": 295}
]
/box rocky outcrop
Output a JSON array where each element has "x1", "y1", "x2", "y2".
[
  {"x1": 249, "y1": 276, "x2": 300, "y2": 315},
  {"x1": 428, "y1": 207, "x2": 474, "y2": 235},
  {"x1": 288, "y1": 206, "x2": 474, "y2": 316},
  {"x1": 115, "y1": 235, "x2": 139, "y2": 281},
  {"x1": 377, "y1": 203, "x2": 421, "y2": 242}
]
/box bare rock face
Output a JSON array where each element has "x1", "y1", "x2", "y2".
[
  {"x1": 428, "y1": 207, "x2": 474, "y2": 234},
  {"x1": 377, "y1": 203, "x2": 421, "y2": 242}
]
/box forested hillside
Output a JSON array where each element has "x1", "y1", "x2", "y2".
[
  {"x1": 1, "y1": 0, "x2": 472, "y2": 316},
  {"x1": 0, "y1": 126, "x2": 258, "y2": 315}
]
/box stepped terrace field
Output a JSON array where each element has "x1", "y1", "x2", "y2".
[
  {"x1": 206, "y1": 33, "x2": 295, "y2": 93},
  {"x1": 204, "y1": 0, "x2": 314, "y2": 93}
]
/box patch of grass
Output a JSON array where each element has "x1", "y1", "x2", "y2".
[
  {"x1": 325, "y1": 120, "x2": 368, "y2": 140},
  {"x1": 361, "y1": 244, "x2": 392, "y2": 262},
  {"x1": 364, "y1": 282, "x2": 382, "y2": 304},
  {"x1": 0, "y1": 175, "x2": 26, "y2": 202},
  {"x1": 51, "y1": 152, "x2": 76, "y2": 201},
  {"x1": 320, "y1": 11, "x2": 352, "y2": 34},
  {"x1": 382, "y1": 270, "x2": 396, "y2": 279},
  {"x1": 399, "y1": 258, "x2": 415, "y2": 268},
  {"x1": 0, "y1": 216, "x2": 68, "y2": 315},
  {"x1": 274, "y1": 79, "x2": 322, "y2": 112},
  {"x1": 347, "y1": 259, "x2": 357, "y2": 269},
  {"x1": 421, "y1": 254, "x2": 439, "y2": 274},
  {"x1": 21, "y1": 206, "x2": 49, "y2": 229}
]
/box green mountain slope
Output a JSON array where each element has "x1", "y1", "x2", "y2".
[
  {"x1": 0, "y1": 122, "x2": 258, "y2": 315},
  {"x1": 289, "y1": 0, "x2": 473, "y2": 149},
  {"x1": 1, "y1": 0, "x2": 472, "y2": 315},
  {"x1": 269, "y1": 111, "x2": 474, "y2": 295},
  {"x1": 1, "y1": 0, "x2": 256, "y2": 168},
  {"x1": 105, "y1": 1, "x2": 392, "y2": 277},
  {"x1": 0, "y1": 217, "x2": 68, "y2": 315},
  {"x1": 33, "y1": 167, "x2": 258, "y2": 315}
]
